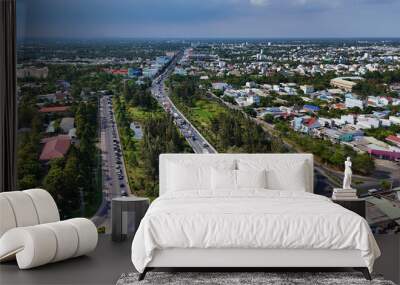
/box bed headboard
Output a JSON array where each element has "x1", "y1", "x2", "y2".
[{"x1": 159, "y1": 153, "x2": 314, "y2": 196}]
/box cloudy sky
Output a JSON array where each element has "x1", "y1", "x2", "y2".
[{"x1": 17, "y1": 0, "x2": 400, "y2": 39}]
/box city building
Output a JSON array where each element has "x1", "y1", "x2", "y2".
[
  {"x1": 212, "y1": 82, "x2": 230, "y2": 91},
  {"x1": 300, "y1": 85, "x2": 314, "y2": 95},
  {"x1": 292, "y1": 116, "x2": 320, "y2": 134},
  {"x1": 357, "y1": 116, "x2": 380, "y2": 129},
  {"x1": 345, "y1": 97, "x2": 364, "y2": 110},
  {"x1": 330, "y1": 77, "x2": 363, "y2": 92},
  {"x1": 128, "y1": 68, "x2": 142, "y2": 77},
  {"x1": 303, "y1": 105, "x2": 320, "y2": 112},
  {"x1": 386, "y1": 135, "x2": 400, "y2": 147},
  {"x1": 389, "y1": 116, "x2": 400, "y2": 125},
  {"x1": 39, "y1": 106, "x2": 70, "y2": 114},
  {"x1": 39, "y1": 135, "x2": 71, "y2": 161},
  {"x1": 16, "y1": 66, "x2": 49, "y2": 79},
  {"x1": 341, "y1": 115, "x2": 355, "y2": 125},
  {"x1": 60, "y1": 117, "x2": 75, "y2": 133}
]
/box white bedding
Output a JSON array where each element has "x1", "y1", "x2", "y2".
[{"x1": 131, "y1": 190, "x2": 380, "y2": 273}]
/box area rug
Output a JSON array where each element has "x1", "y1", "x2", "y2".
[{"x1": 116, "y1": 272, "x2": 395, "y2": 285}]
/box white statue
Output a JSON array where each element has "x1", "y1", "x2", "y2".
[{"x1": 343, "y1": 157, "x2": 352, "y2": 190}]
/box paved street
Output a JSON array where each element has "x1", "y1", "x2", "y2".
[
  {"x1": 91, "y1": 95, "x2": 131, "y2": 231},
  {"x1": 151, "y1": 50, "x2": 217, "y2": 154}
]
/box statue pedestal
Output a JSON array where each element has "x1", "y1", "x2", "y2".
[{"x1": 332, "y1": 188, "x2": 358, "y2": 200}]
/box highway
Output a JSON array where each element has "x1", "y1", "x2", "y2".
[
  {"x1": 151, "y1": 50, "x2": 217, "y2": 154},
  {"x1": 91, "y1": 95, "x2": 131, "y2": 231},
  {"x1": 92, "y1": 50, "x2": 217, "y2": 229}
]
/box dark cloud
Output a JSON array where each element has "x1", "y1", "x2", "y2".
[{"x1": 17, "y1": 0, "x2": 400, "y2": 39}]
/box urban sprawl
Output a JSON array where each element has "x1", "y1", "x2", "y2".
[{"x1": 17, "y1": 39, "x2": 400, "y2": 233}]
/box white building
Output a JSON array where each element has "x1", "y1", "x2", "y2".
[
  {"x1": 341, "y1": 115, "x2": 355, "y2": 125},
  {"x1": 60, "y1": 117, "x2": 75, "y2": 133},
  {"x1": 389, "y1": 116, "x2": 400, "y2": 125},
  {"x1": 380, "y1": 119, "x2": 392, "y2": 127},
  {"x1": 368, "y1": 96, "x2": 389, "y2": 107},
  {"x1": 345, "y1": 97, "x2": 364, "y2": 110},
  {"x1": 17, "y1": 67, "x2": 49, "y2": 79},
  {"x1": 300, "y1": 85, "x2": 314, "y2": 95},
  {"x1": 284, "y1": 86, "x2": 297, "y2": 95},
  {"x1": 212, "y1": 82, "x2": 230, "y2": 91},
  {"x1": 357, "y1": 116, "x2": 380, "y2": 129},
  {"x1": 245, "y1": 81, "x2": 257, "y2": 88}
]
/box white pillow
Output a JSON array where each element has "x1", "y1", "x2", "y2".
[
  {"x1": 211, "y1": 168, "x2": 236, "y2": 191},
  {"x1": 166, "y1": 159, "x2": 236, "y2": 192},
  {"x1": 266, "y1": 161, "x2": 307, "y2": 191},
  {"x1": 238, "y1": 159, "x2": 308, "y2": 192},
  {"x1": 236, "y1": 169, "x2": 267, "y2": 189},
  {"x1": 167, "y1": 162, "x2": 211, "y2": 191}
]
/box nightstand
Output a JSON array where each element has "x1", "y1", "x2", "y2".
[
  {"x1": 332, "y1": 198, "x2": 366, "y2": 218},
  {"x1": 111, "y1": 197, "x2": 149, "y2": 242}
]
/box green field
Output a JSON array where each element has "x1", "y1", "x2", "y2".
[
  {"x1": 170, "y1": 96, "x2": 227, "y2": 148},
  {"x1": 190, "y1": 99, "x2": 227, "y2": 128},
  {"x1": 127, "y1": 106, "x2": 164, "y2": 122}
]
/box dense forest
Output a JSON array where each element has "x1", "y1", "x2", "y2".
[
  {"x1": 115, "y1": 80, "x2": 190, "y2": 199},
  {"x1": 17, "y1": 64, "x2": 104, "y2": 218},
  {"x1": 353, "y1": 69, "x2": 400, "y2": 98}
]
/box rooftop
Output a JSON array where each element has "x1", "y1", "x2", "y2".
[
  {"x1": 39, "y1": 106, "x2": 70, "y2": 113},
  {"x1": 39, "y1": 135, "x2": 71, "y2": 161}
]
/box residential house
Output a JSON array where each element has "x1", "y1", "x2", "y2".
[
  {"x1": 389, "y1": 116, "x2": 400, "y2": 125},
  {"x1": 212, "y1": 82, "x2": 230, "y2": 91},
  {"x1": 39, "y1": 135, "x2": 71, "y2": 161},
  {"x1": 292, "y1": 117, "x2": 320, "y2": 134},
  {"x1": 39, "y1": 106, "x2": 70, "y2": 114},
  {"x1": 345, "y1": 97, "x2": 364, "y2": 110},
  {"x1": 60, "y1": 117, "x2": 75, "y2": 133},
  {"x1": 303, "y1": 105, "x2": 320, "y2": 113},
  {"x1": 300, "y1": 85, "x2": 314, "y2": 95},
  {"x1": 386, "y1": 135, "x2": 400, "y2": 147},
  {"x1": 357, "y1": 116, "x2": 380, "y2": 129},
  {"x1": 341, "y1": 115, "x2": 355, "y2": 125}
]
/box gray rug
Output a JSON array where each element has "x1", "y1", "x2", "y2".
[{"x1": 117, "y1": 272, "x2": 395, "y2": 285}]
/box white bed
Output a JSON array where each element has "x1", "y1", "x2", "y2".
[{"x1": 131, "y1": 154, "x2": 380, "y2": 280}]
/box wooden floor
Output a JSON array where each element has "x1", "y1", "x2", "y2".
[{"x1": 0, "y1": 234, "x2": 134, "y2": 285}]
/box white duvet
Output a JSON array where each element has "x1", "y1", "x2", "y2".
[{"x1": 131, "y1": 190, "x2": 380, "y2": 273}]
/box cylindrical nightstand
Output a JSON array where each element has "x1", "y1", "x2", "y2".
[{"x1": 111, "y1": 197, "x2": 149, "y2": 242}]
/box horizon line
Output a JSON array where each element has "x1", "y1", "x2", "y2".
[{"x1": 17, "y1": 36, "x2": 400, "y2": 41}]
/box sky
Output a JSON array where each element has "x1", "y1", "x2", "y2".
[{"x1": 17, "y1": 0, "x2": 400, "y2": 39}]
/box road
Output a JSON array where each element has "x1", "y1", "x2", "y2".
[
  {"x1": 151, "y1": 50, "x2": 217, "y2": 154},
  {"x1": 91, "y1": 50, "x2": 217, "y2": 230},
  {"x1": 91, "y1": 95, "x2": 131, "y2": 231}
]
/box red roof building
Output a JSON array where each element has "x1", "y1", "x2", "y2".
[
  {"x1": 39, "y1": 106, "x2": 70, "y2": 113},
  {"x1": 386, "y1": 135, "x2": 400, "y2": 147},
  {"x1": 111, "y1": 69, "x2": 128, "y2": 75},
  {"x1": 305, "y1": 117, "x2": 318, "y2": 128},
  {"x1": 331, "y1": 103, "x2": 346, "y2": 110},
  {"x1": 39, "y1": 135, "x2": 71, "y2": 161}
]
